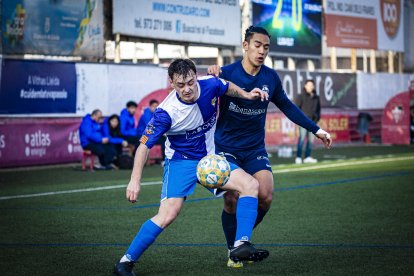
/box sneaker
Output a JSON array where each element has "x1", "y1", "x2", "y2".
[
  {"x1": 303, "y1": 157, "x2": 318, "y2": 163},
  {"x1": 113, "y1": 261, "x2": 136, "y2": 276},
  {"x1": 295, "y1": 157, "x2": 302, "y2": 164},
  {"x1": 227, "y1": 249, "x2": 243, "y2": 268},
  {"x1": 229, "y1": 241, "x2": 269, "y2": 263}
]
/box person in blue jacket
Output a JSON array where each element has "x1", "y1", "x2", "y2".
[
  {"x1": 136, "y1": 99, "x2": 166, "y2": 162},
  {"x1": 102, "y1": 114, "x2": 128, "y2": 157},
  {"x1": 79, "y1": 109, "x2": 116, "y2": 169},
  {"x1": 136, "y1": 99, "x2": 159, "y2": 135},
  {"x1": 120, "y1": 101, "x2": 140, "y2": 148}
]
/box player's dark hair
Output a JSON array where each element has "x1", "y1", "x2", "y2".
[
  {"x1": 244, "y1": 25, "x2": 271, "y2": 42},
  {"x1": 126, "y1": 101, "x2": 137, "y2": 108},
  {"x1": 149, "y1": 99, "x2": 159, "y2": 106},
  {"x1": 168, "y1": 59, "x2": 197, "y2": 80},
  {"x1": 91, "y1": 109, "x2": 101, "y2": 116}
]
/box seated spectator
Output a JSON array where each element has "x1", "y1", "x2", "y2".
[
  {"x1": 137, "y1": 99, "x2": 159, "y2": 135},
  {"x1": 136, "y1": 99, "x2": 166, "y2": 163},
  {"x1": 79, "y1": 109, "x2": 116, "y2": 170},
  {"x1": 102, "y1": 114, "x2": 128, "y2": 157},
  {"x1": 120, "y1": 101, "x2": 140, "y2": 147}
]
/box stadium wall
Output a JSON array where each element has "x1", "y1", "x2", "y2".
[{"x1": 1, "y1": 59, "x2": 413, "y2": 168}]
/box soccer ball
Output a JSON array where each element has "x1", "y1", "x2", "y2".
[{"x1": 196, "y1": 154, "x2": 231, "y2": 188}]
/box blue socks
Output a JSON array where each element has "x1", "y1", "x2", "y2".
[
  {"x1": 125, "y1": 219, "x2": 163, "y2": 262},
  {"x1": 234, "y1": 196, "x2": 258, "y2": 244}
]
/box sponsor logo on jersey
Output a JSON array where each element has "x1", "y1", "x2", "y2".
[
  {"x1": 186, "y1": 113, "x2": 216, "y2": 139},
  {"x1": 228, "y1": 102, "x2": 266, "y2": 116},
  {"x1": 261, "y1": 85, "x2": 269, "y2": 96},
  {"x1": 145, "y1": 124, "x2": 155, "y2": 135},
  {"x1": 211, "y1": 97, "x2": 217, "y2": 106}
]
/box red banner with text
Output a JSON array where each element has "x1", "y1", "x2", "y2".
[{"x1": 0, "y1": 118, "x2": 82, "y2": 168}]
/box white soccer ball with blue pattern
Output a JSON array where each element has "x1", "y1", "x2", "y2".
[{"x1": 196, "y1": 154, "x2": 231, "y2": 188}]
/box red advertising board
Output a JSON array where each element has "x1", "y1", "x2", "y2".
[
  {"x1": 0, "y1": 118, "x2": 82, "y2": 168},
  {"x1": 325, "y1": 14, "x2": 377, "y2": 49},
  {"x1": 381, "y1": 91, "x2": 411, "y2": 145},
  {"x1": 265, "y1": 112, "x2": 351, "y2": 146}
]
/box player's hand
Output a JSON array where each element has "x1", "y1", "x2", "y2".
[
  {"x1": 102, "y1": 137, "x2": 109, "y2": 144},
  {"x1": 207, "y1": 65, "x2": 221, "y2": 77},
  {"x1": 249, "y1": 88, "x2": 269, "y2": 102},
  {"x1": 126, "y1": 180, "x2": 141, "y2": 203},
  {"x1": 315, "y1": 129, "x2": 332, "y2": 149},
  {"x1": 122, "y1": 140, "x2": 128, "y2": 147}
]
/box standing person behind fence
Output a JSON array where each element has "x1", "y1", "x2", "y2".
[
  {"x1": 295, "y1": 79, "x2": 321, "y2": 164},
  {"x1": 102, "y1": 114, "x2": 128, "y2": 157},
  {"x1": 120, "y1": 101, "x2": 140, "y2": 149},
  {"x1": 79, "y1": 109, "x2": 117, "y2": 170}
]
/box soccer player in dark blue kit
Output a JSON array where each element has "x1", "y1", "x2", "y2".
[{"x1": 208, "y1": 26, "x2": 333, "y2": 268}]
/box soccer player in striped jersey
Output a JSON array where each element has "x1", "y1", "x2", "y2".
[{"x1": 114, "y1": 59, "x2": 270, "y2": 276}]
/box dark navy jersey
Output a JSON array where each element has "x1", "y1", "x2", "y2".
[{"x1": 215, "y1": 61, "x2": 319, "y2": 151}]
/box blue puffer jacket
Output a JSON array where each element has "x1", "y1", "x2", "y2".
[
  {"x1": 79, "y1": 114, "x2": 104, "y2": 148},
  {"x1": 102, "y1": 118, "x2": 124, "y2": 144},
  {"x1": 120, "y1": 108, "x2": 137, "y2": 136},
  {"x1": 136, "y1": 107, "x2": 154, "y2": 136}
]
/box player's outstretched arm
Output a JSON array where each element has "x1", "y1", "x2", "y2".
[
  {"x1": 315, "y1": 129, "x2": 333, "y2": 149},
  {"x1": 226, "y1": 82, "x2": 269, "y2": 101},
  {"x1": 126, "y1": 143, "x2": 150, "y2": 203}
]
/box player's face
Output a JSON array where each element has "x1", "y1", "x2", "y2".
[
  {"x1": 170, "y1": 71, "x2": 198, "y2": 103},
  {"x1": 243, "y1": 33, "x2": 270, "y2": 68}
]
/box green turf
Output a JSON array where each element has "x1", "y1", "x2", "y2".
[{"x1": 0, "y1": 145, "x2": 413, "y2": 275}]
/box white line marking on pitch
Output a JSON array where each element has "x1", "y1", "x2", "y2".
[
  {"x1": 1, "y1": 156, "x2": 413, "y2": 201},
  {"x1": 0, "y1": 181, "x2": 161, "y2": 201},
  {"x1": 273, "y1": 156, "x2": 414, "y2": 174}
]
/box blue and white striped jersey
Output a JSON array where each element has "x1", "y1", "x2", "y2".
[{"x1": 140, "y1": 76, "x2": 229, "y2": 160}]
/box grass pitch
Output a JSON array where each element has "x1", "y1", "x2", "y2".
[{"x1": 0, "y1": 145, "x2": 413, "y2": 275}]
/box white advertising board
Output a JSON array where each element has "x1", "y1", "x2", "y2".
[
  {"x1": 113, "y1": 0, "x2": 241, "y2": 46},
  {"x1": 76, "y1": 63, "x2": 168, "y2": 116},
  {"x1": 357, "y1": 72, "x2": 414, "y2": 109}
]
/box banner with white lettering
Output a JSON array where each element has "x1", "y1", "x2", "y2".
[
  {"x1": 324, "y1": 0, "x2": 404, "y2": 51},
  {"x1": 0, "y1": 118, "x2": 82, "y2": 168},
  {"x1": 0, "y1": 59, "x2": 77, "y2": 114},
  {"x1": 276, "y1": 70, "x2": 357, "y2": 108},
  {"x1": 112, "y1": 0, "x2": 240, "y2": 46}
]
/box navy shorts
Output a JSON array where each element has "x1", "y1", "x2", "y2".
[{"x1": 215, "y1": 147, "x2": 272, "y2": 176}]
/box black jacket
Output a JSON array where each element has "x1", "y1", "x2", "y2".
[{"x1": 295, "y1": 91, "x2": 321, "y2": 122}]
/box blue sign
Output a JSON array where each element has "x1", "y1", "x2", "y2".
[{"x1": 0, "y1": 59, "x2": 77, "y2": 114}]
